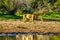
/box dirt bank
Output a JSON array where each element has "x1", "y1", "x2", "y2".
[{"x1": 0, "y1": 19, "x2": 60, "y2": 34}]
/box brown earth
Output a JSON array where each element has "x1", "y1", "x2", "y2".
[{"x1": 0, "y1": 19, "x2": 60, "y2": 34}]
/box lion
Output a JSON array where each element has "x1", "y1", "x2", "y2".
[{"x1": 23, "y1": 14, "x2": 38, "y2": 22}]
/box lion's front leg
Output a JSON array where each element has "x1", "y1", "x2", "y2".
[
  {"x1": 30, "y1": 15, "x2": 34, "y2": 22},
  {"x1": 23, "y1": 14, "x2": 26, "y2": 22}
]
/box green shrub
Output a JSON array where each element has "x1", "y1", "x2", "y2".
[
  {"x1": 15, "y1": 10, "x2": 23, "y2": 16},
  {"x1": 50, "y1": 35, "x2": 60, "y2": 40}
]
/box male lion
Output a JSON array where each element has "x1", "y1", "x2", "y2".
[{"x1": 23, "y1": 14, "x2": 38, "y2": 22}]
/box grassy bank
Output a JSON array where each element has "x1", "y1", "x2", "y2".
[
  {"x1": 0, "y1": 15, "x2": 23, "y2": 21},
  {"x1": 0, "y1": 13, "x2": 60, "y2": 21}
]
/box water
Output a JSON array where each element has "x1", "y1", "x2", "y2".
[{"x1": 0, "y1": 33, "x2": 60, "y2": 40}]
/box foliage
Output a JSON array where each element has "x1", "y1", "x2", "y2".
[
  {"x1": 0, "y1": 0, "x2": 60, "y2": 18},
  {"x1": 50, "y1": 35, "x2": 60, "y2": 40}
]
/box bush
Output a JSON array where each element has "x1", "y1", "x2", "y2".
[{"x1": 15, "y1": 10, "x2": 23, "y2": 16}]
